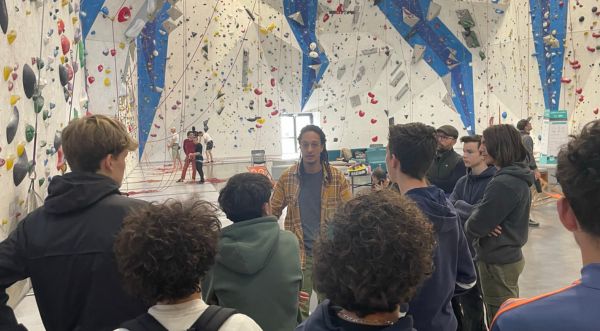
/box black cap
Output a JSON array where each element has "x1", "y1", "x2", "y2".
[{"x1": 436, "y1": 125, "x2": 459, "y2": 139}]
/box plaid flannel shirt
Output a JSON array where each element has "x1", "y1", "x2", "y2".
[{"x1": 271, "y1": 163, "x2": 351, "y2": 268}]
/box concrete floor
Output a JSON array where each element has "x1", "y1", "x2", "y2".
[{"x1": 13, "y1": 161, "x2": 582, "y2": 330}]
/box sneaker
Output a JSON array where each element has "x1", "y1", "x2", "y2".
[
  {"x1": 199, "y1": 180, "x2": 205, "y2": 184},
  {"x1": 528, "y1": 219, "x2": 540, "y2": 227},
  {"x1": 176, "y1": 179, "x2": 184, "y2": 183}
]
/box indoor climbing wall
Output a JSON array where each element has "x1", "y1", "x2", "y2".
[
  {"x1": 10, "y1": 0, "x2": 598, "y2": 165},
  {"x1": 0, "y1": 0, "x2": 87, "y2": 240},
  {"x1": 141, "y1": 0, "x2": 491, "y2": 161},
  {"x1": 0, "y1": 0, "x2": 88, "y2": 307}
]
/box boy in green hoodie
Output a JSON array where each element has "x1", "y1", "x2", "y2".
[{"x1": 203, "y1": 173, "x2": 303, "y2": 331}]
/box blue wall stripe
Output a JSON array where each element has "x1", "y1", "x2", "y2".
[
  {"x1": 378, "y1": 0, "x2": 475, "y2": 133},
  {"x1": 283, "y1": 0, "x2": 329, "y2": 111},
  {"x1": 137, "y1": 2, "x2": 171, "y2": 157},
  {"x1": 80, "y1": 0, "x2": 106, "y2": 40},
  {"x1": 529, "y1": 0, "x2": 567, "y2": 111}
]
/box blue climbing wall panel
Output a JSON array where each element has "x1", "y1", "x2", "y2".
[
  {"x1": 80, "y1": 0, "x2": 106, "y2": 40},
  {"x1": 283, "y1": 0, "x2": 329, "y2": 111},
  {"x1": 377, "y1": 0, "x2": 475, "y2": 133},
  {"x1": 137, "y1": 2, "x2": 171, "y2": 157},
  {"x1": 529, "y1": 0, "x2": 567, "y2": 112}
]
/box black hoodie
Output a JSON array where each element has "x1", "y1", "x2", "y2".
[
  {"x1": 465, "y1": 163, "x2": 534, "y2": 264},
  {"x1": 0, "y1": 172, "x2": 147, "y2": 331}
]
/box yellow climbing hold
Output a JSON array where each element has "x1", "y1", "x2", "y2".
[
  {"x1": 119, "y1": 42, "x2": 126, "y2": 49},
  {"x1": 1, "y1": 219, "x2": 7, "y2": 225},
  {"x1": 61, "y1": 0, "x2": 69, "y2": 6},
  {"x1": 257, "y1": 118, "x2": 266, "y2": 125},
  {"x1": 26, "y1": 9, "x2": 31, "y2": 15},
  {"x1": 7, "y1": 30, "x2": 17, "y2": 45},
  {"x1": 104, "y1": 77, "x2": 111, "y2": 86},
  {"x1": 60, "y1": 56, "x2": 66, "y2": 64},
  {"x1": 17, "y1": 142, "x2": 25, "y2": 157},
  {"x1": 105, "y1": 68, "x2": 112, "y2": 74},
  {"x1": 10, "y1": 95, "x2": 20, "y2": 106},
  {"x1": 72, "y1": 16, "x2": 79, "y2": 25},
  {"x1": 6, "y1": 155, "x2": 15, "y2": 170},
  {"x1": 260, "y1": 22, "x2": 276, "y2": 34},
  {"x1": 3, "y1": 66, "x2": 11, "y2": 81}
]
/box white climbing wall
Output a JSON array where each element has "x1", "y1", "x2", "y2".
[{"x1": 0, "y1": 0, "x2": 87, "y2": 240}]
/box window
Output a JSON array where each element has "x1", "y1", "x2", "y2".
[{"x1": 280, "y1": 113, "x2": 320, "y2": 158}]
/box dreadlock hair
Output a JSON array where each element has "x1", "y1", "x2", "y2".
[{"x1": 298, "y1": 125, "x2": 333, "y2": 182}]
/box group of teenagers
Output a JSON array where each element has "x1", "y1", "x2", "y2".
[{"x1": 0, "y1": 114, "x2": 598, "y2": 331}]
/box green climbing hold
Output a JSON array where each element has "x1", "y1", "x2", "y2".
[
  {"x1": 38, "y1": 178, "x2": 45, "y2": 186},
  {"x1": 39, "y1": 140, "x2": 46, "y2": 147},
  {"x1": 42, "y1": 110, "x2": 49, "y2": 120},
  {"x1": 33, "y1": 94, "x2": 44, "y2": 113},
  {"x1": 25, "y1": 124, "x2": 35, "y2": 142},
  {"x1": 479, "y1": 50, "x2": 486, "y2": 60}
]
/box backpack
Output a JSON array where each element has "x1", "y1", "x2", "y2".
[{"x1": 118, "y1": 305, "x2": 237, "y2": 331}]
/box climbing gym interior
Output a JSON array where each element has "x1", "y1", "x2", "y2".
[{"x1": 0, "y1": 0, "x2": 598, "y2": 328}]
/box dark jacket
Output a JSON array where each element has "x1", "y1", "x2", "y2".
[
  {"x1": 296, "y1": 300, "x2": 415, "y2": 331},
  {"x1": 465, "y1": 163, "x2": 533, "y2": 264},
  {"x1": 203, "y1": 216, "x2": 302, "y2": 331},
  {"x1": 0, "y1": 172, "x2": 147, "y2": 331},
  {"x1": 427, "y1": 149, "x2": 467, "y2": 195},
  {"x1": 449, "y1": 166, "x2": 497, "y2": 256},
  {"x1": 520, "y1": 131, "x2": 537, "y2": 170},
  {"x1": 405, "y1": 187, "x2": 477, "y2": 331}
]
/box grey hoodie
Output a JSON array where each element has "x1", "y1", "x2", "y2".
[{"x1": 465, "y1": 163, "x2": 533, "y2": 264}]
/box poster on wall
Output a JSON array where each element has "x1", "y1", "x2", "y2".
[{"x1": 539, "y1": 110, "x2": 568, "y2": 165}]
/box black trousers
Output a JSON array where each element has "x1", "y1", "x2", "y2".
[
  {"x1": 195, "y1": 161, "x2": 205, "y2": 181},
  {"x1": 453, "y1": 280, "x2": 486, "y2": 331}
]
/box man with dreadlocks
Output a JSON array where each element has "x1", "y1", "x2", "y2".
[{"x1": 271, "y1": 125, "x2": 351, "y2": 320}]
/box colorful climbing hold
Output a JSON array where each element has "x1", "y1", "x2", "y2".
[
  {"x1": 16, "y1": 142, "x2": 25, "y2": 156},
  {"x1": 7, "y1": 29, "x2": 16, "y2": 44},
  {"x1": 2, "y1": 66, "x2": 10, "y2": 81},
  {"x1": 61, "y1": 35, "x2": 70, "y2": 55},
  {"x1": 25, "y1": 125, "x2": 35, "y2": 142},
  {"x1": 9, "y1": 95, "x2": 20, "y2": 106},
  {"x1": 5, "y1": 154, "x2": 15, "y2": 170}
]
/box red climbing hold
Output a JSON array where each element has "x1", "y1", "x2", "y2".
[
  {"x1": 587, "y1": 46, "x2": 596, "y2": 52},
  {"x1": 254, "y1": 88, "x2": 263, "y2": 95},
  {"x1": 370, "y1": 118, "x2": 377, "y2": 124},
  {"x1": 270, "y1": 78, "x2": 275, "y2": 87},
  {"x1": 371, "y1": 99, "x2": 379, "y2": 104},
  {"x1": 336, "y1": 4, "x2": 344, "y2": 14},
  {"x1": 87, "y1": 76, "x2": 95, "y2": 84},
  {"x1": 323, "y1": 13, "x2": 330, "y2": 22},
  {"x1": 98, "y1": 64, "x2": 104, "y2": 72},
  {"x1": 371, "y1": 136, "x2": 378, "y2": 142},
  {"x1": 358, "y1": 110, "x2": 365, "y2": 117},
  {"x1": 271, "y1": 110, "x2": 279, "y2": 116},
  {"x1": 368, "y1": 92, "x2": 375, "y2": 98},
  {"x1": 265, "y1": 99, "x2": 273, "y2": 107},
  {"x1": 579, "y1": 95, "x2": 585, "y2": 102},
  {"x1": 576, "y1": 87, "x2": 583, "y2": 94},
  {"x1": 560, "y1": 77, "x2": 571, "y2": 83},
  {"x1": 110, "y1": 49, "x2": 117, "y2": 56},
  {"x1": 594, "y1": 108, "x2": 599, "y2": 115},
  {"x1": 117, "y1": 7, "x2": 132, "y2": 23}
]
